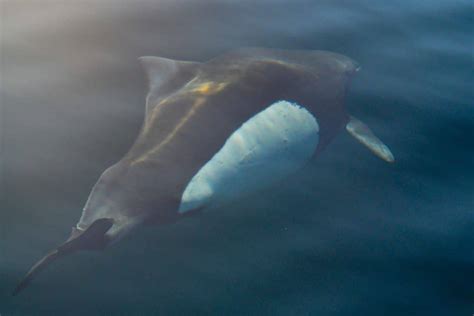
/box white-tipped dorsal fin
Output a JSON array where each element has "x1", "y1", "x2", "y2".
[
  {"x1": 138, "y1": 56, "x2": 199, "y2": 90},
  {"x1": 346, "y1": 115, "x2": 395, "y2": 163},
  {"x1": 138, "y1": 56, "x2": 200, "y2": 115}
]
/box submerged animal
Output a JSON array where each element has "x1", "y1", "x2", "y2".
[{"x1": 13, "y1": 47, "x2": 394, "y2": 295}]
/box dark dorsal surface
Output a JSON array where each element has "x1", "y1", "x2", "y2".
[
  {"x1": 15, "y1": 48, "x2": 395, "y2": 296},
  {"x1": 79, "y1": 48, "x2": 359, "y2": 229}
]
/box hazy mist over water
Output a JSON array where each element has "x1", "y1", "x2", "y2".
[{"x1": 1, "y1": 1, "x2": 473, "y2": 315}]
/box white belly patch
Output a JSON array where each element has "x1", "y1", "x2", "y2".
[{"x1": 178, "y1": 100, "x2": 319, "y2": 213}]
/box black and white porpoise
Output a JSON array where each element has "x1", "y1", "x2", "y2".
[{"x1": 13, "y1": 47, "x2": 395, "y2": 295}]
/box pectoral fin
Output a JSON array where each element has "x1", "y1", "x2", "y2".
[{"x1": 346, "y1": 116, "x2": 395, "y2": 163}]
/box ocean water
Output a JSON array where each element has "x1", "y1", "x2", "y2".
[{"x1": 1, "y1": 1, "x2": 473, "y2": 315}]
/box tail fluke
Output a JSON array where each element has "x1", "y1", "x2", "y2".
[
  {"x1": 12, "y1": 218, "x2": 114, "y2": 296},
  {"x1": 12, "y1": 249, "x2": 61, "y2": 296}
]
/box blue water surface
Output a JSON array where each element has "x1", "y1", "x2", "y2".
[{"x1": 1, "y1": 1, "x2": 473, "y2": 315}]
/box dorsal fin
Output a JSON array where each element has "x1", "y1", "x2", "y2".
[
  {"x1": 139, "y1": 56, "x2": 200, "y2": 115},
  {"x1": 346, "y1": 116, "x2": 395, "y2": 163}
]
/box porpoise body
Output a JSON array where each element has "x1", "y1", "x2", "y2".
[{"x1": 13, "y1": 48, "x2": 394, "y2": 295}]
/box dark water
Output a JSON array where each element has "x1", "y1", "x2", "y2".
[{"x1": 1, "y1": 1, "x2": 473, "y2": 315}]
